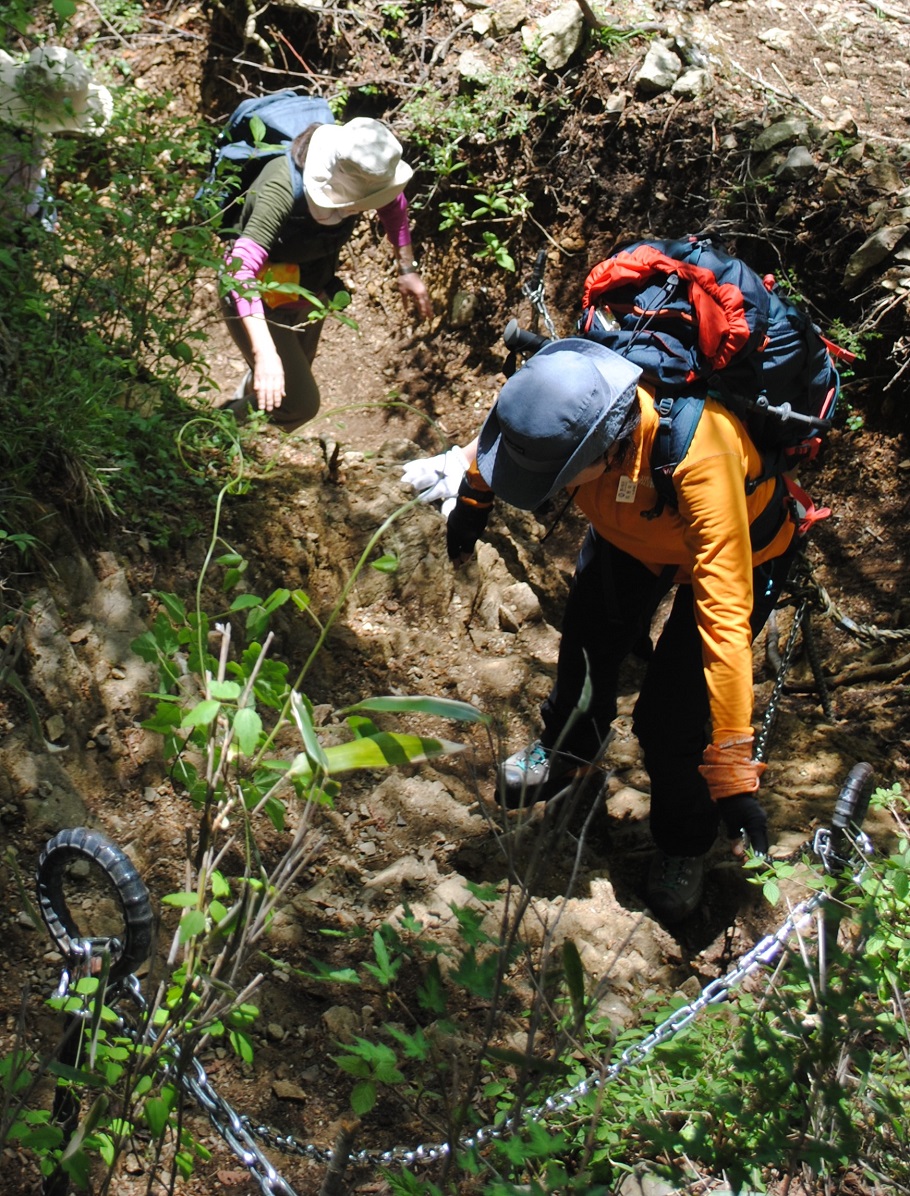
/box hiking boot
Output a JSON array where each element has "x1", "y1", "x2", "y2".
[
  {"x1": 646, "y1": 851, "x2": 705, "y2": 922},
  {"x1": 497, "y1": 740, "x2": 595, "y2": 809}
]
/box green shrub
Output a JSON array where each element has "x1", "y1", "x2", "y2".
[{"x1": 0, "y1": 84, "x2": 233, "y2": 546}]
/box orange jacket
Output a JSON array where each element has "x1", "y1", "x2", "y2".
[{"x1": 573, "y1": 385, "x2": 794, "y2": 743}]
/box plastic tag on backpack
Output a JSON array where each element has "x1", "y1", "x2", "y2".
[{"x1": 617, "y1": 475, "x2": 637, "y2": 503}]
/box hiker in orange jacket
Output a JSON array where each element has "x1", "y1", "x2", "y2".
[{"x1": 434, "y1": 337, "x2": 801, "y2": 923}]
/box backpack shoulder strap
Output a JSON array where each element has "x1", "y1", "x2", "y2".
[
  {"x1": 646, "y1": 392, "x2": 705, "y2": 516},
  {"x1": 286, "y1": 146, "x2": 305, "y2": 204}
]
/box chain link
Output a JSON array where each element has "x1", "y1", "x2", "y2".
[
  {"x1": 756, "y1": 595, "x2": 809, "y2": 763},
  {"x1": 521, "y1": 273, "x2": 557, "y2": 339},
  {"x1": 72, "y1": 839, "x2": 865, "y2": 1190},
  {"x1": 755, "y1": 541, "x2": 909, "y2": 764}
]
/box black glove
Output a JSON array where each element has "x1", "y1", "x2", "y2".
[
  {"x1": 446, "y1": 495, "x2": 491, "y2": 562},
  {"x1": 719, "y1": 792, "x2": 770, "y2": 855}
]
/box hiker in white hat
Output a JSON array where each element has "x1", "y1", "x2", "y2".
[
  {"x1": 220, "y1": 114, "x2": 432, "y2": 432},
  {"x1": 0, "y1": 46, "x2": 113, "y2": 232}
]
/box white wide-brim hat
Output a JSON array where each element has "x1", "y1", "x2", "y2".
[
  {"x1": 0, "y1": 46, "x2": 113, "y2": 135},
  {"x1": 303, "y1": 117, "x2": 413, "y2": 220}
]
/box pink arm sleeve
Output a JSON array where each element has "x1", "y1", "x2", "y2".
[
  {"x1": 376, "y1": 192, "x2": 412, "y2": 249},
  {"x1": 224, "y1": 237, "x2": 270, "y2": 319}
]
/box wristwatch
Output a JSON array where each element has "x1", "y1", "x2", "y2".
[{"x1": 398, "y1": 262, "x2": 420, "y2": 275}]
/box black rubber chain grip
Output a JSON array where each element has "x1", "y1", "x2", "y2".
[
  {"x1": 36, "y1": 828, "x2": 154, "y2": 982},
  {"x1": 831, "y1": 762, "x2": 874, "y2": 836}
]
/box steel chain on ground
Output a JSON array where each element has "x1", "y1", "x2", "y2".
[
  {"x1": 80, "y1": 870, "x2": 850, "y2": 1188},
  {"x1": 47, "y1": 774, "x2": 873, "y2": 1192}
]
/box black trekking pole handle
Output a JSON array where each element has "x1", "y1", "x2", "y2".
[
  {"x1": 503, "y1": 319, "x2": 551, "y2": 356},
  {"x1": 37, "y1": 827, "x2": 154, "y2": 983},
  {"x1": 831, "y1": 762, "x2": 874, "y2": 837}
]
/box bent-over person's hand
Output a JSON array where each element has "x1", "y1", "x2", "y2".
[
  {"x1": 718, "y1": 792, "x2": 770, "y2": 856},
  {"x1": 446, "y1": 496, "x2": 491, "y2": 566},
  {"x1": 252, "y1": 348, "x2": 286, "y2": 414},
  {"x1": 398, "y1": 271, "x2": 433, "y2": 321},
  {"x1": 699, "y1": 734, "x2": 769, "y2": 856}
]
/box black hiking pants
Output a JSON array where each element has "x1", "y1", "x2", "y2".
[{"x1": 539, "y1": 527, "x2": 795, "y2": 857}]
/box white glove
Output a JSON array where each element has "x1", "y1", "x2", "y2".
[{"x1": 400, "y1": 447, "x2": 469, "y2": 506}]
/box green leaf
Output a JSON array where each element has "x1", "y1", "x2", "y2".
[
  {"x1": 300, "y1": 959, "x2": 359, "y2": 984},
  {"x1": 346, "y1": 714, "x2": 380, "y2": 739},
  {"x1": 351, "y1": 1080, "x2": 377, "y2": 1115},
  {"x1": 179, "y1": 909, "x2": 207, "y2": 943},
  {"x1": 386, "y1": 1024, "x2": 430, "y2": 1061},
  {"x1": 145, "y1": 1096, "x2": 171, "y2": 1137},
  {"x1": 417, "y1": 958, "x2": 446, "y2": 1015},
  {"x1": 245, "y1": 606, "x2": 270, "y2": 642},
  {"x1": 209, "y1": 680, "x2": 241, "y2": 700},
  {"x1": 335, "y1": 1053, "x2": 371, "y2": 1079},
  {"x1": 229, "y1": 1029, "x2": 254, "y2": 1064},
  {"x1": 233, "y1": 706, "x2": 263, "y2": 755},
  {"x1": 229, "y1": 593, "x2": 263, "y2": 611},
  {"x1": 343, "y1": 695, "x2": 490, "y2": 723},
  {"x1": 211, "y1": 870, "x2": 231, "y2": 899},
  {"x1": 180, "y1": 700, "x2": 221, "y2": 729},
  {"x1": 450, "y1": 947, "x2": 499, "y2": 1000},
  {"x1": 60, "y1": 1150, "x2": 92, "y2": 1189},
  {"x1": 174, "y1": 1149, "x2": 194, "y2": 1179},
  {"x1": 96, "y1": 1131, "x2": 116, "y2": 1166},
  {"x1": 263, "y1": 587, "x2": 291, "y2": 613},
  {"x1": 562, "y1": 939, "x2": 587, "y2": 1024},
  {"x1": 16, "y1": 1123, "x2": 64, "y2": 1151},
  {"x1": 161, "y1": 891, "x2": 200, "y2": 908},
  {"x1": 323, "y1": 732, "x2": 464, "y2": 774},
  {"x1": 290, "y1": 691, "x2": 329, "y2": 771},
  {"x1": 371, "y1": 553, "x2": 399, "y2": 574},
  {"x1": 46, "y1": 1062, "x2": 107, "y2": 1087},
  {"x1": 52, "y1": 0, "x2": 78, "y2": 15},
  {"x1": 465, "y1": 880, "x2": 499, "y2": 902},
  {"x1": 157, "y1": 592, "x2": 187, "y2": 623},
  {"x1": 363, "y1": 930, "x2": 401, "y2": 987}
]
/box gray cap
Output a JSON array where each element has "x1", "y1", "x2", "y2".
[{"x1": 476, "y1": 338, "x2": 642, "y2": 510}]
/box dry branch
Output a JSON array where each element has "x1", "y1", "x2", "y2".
[{"x1": 785, "y1": 652, "x2": 910, "y2": 690}]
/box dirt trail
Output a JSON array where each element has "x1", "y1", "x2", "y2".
[{"x1": 3, "y1": 0, "x2": 910, "y2": 1189}]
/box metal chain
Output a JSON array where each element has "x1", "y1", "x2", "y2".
[
  {"x1": 755, "y1": 541, "x2": 908, "y2": 763},
  {"x1": 756, "y1": 595, "x2": 809, "y2": 763},
  {"x1": 521, "y1": 271, "x2": 557, "y2": 339},
  {"x1": 64, "y1": 837, "x2": 864, "y2": 1190}
]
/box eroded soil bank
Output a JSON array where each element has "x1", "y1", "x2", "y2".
[{"x1": 2, "y1": 0, "x2": 910, "y2": 1192}]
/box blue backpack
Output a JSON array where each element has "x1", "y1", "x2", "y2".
[
  {"x1": 198, "y1": 90, "x2": 334, "y2": 238},
  {"x1": 578, "y1": 234, "x2": 852, "y2": 535}
]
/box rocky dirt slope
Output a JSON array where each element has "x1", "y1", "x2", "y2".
[{"x1": 2, "y1": 0, "x2": 910, "y2": 1191}]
